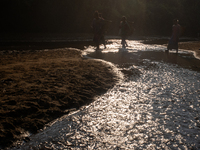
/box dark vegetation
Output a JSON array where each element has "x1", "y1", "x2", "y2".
[
  {"x1": 0, "y1": 0, "x2": 200, "y2": 37},
  {"x1": 0, "y1": 49, "x2": 119, "y2": 149}
]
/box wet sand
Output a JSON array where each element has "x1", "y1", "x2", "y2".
[{"x1": 1, "y1": 39, "x2": 200, "y2": 149}]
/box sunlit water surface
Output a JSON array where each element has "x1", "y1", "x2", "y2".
[{"x1": 15, "y1": 40, "x2": 200, "y2": 149}]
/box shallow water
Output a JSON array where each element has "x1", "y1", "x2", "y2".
[
  {"x1": 86, "y1": 40, "x2": 200, "y2": 72},
  {"x1": 14, "y1": 40, "x2": 200, "y2": 149}
]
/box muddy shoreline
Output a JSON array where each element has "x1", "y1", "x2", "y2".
[{"x1": 141, "y1": 38, "x2": 200, "y2": 59}]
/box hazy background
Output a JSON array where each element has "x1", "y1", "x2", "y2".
[{"x1": 0, "y1": 0, "x2": 200, "y2": 37}]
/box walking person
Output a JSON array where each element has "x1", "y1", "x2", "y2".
[
  {"x1": 99, "y1": 13, "x2": 107, "y2": 49},
  {"x1": 92, "y1": 11, "x2": 104, "y2": 50},
  {"x1": 167, "y1": 19, "x2": 181, "y2": 53},
  {"x1": 119, "y1": 16, "x2": 130, "y2": 48}
]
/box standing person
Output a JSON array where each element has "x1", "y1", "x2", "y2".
[
  {"x1": 92, "y1": 11, "x2": 103, "y2": 50},
  {"x1": 119, "y1": 16, "x2": 130, "y2": 48},
  {"x1": 99, "y1": 13, "x2": 107, "y2": 49},
  {"x1": 167, "y1": 19, "x2": 181, "y2": 53}
]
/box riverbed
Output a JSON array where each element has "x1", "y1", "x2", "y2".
[{"x1": 12, "y1": 39, "x2": 200, "y2": 149}]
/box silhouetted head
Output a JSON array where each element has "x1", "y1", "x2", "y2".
[
  {"x1": 173, "y1": 19, "x2": 179, "y2": 25},
  {"x1": 122, "y1": 16, "x2": 127, "y2": 22}
]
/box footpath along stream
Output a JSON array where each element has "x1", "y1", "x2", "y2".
[{"x1": 13, "y1": 40, "x2": 200, "y2": 149}]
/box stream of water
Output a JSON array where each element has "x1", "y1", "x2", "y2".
[{"x1": 14, "y1": 39, "x2": 200, "y2": 150}]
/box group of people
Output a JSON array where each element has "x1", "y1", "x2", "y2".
[
  {"x1": 92, "y1": 11, "x2": 131, "y2": 50},
  {"x1": 92, "y1": 11, "x2": 181, "y2": 53}
]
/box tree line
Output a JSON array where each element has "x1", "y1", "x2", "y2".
[{"x1": 0, "y1": 0, "x2": 199, "y2": 37}]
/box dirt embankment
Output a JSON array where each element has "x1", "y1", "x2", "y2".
[
  {"x1": 0, "y1": 48, "x2": 120, "y2": 149},
  {"x1": 178, "y1": 41, "x2": 200, "y2": 59},
  {"x1": 142, "y1": 39, "x2": 200, "y2": 59}
]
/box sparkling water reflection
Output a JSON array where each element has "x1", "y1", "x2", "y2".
[
  {"x1": 15, "y1": 40, "x2": 200, "y2": 149},
  {"x1": 85, "y1": 40, "x2": 200, "y2": 72}
]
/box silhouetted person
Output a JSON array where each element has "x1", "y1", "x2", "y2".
[
  {"x1": 99, "y1": 13, "x2": 107, "y2": 49},
  {"x1": 119, "y1": 16, "x2": 130, "y2": 48},
  {"x1": 167, "y1": 19, "x2": 181, "y2": 53},
  {"x1": 92, "y1": 11, "x2": 105, "y2": 50}
]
